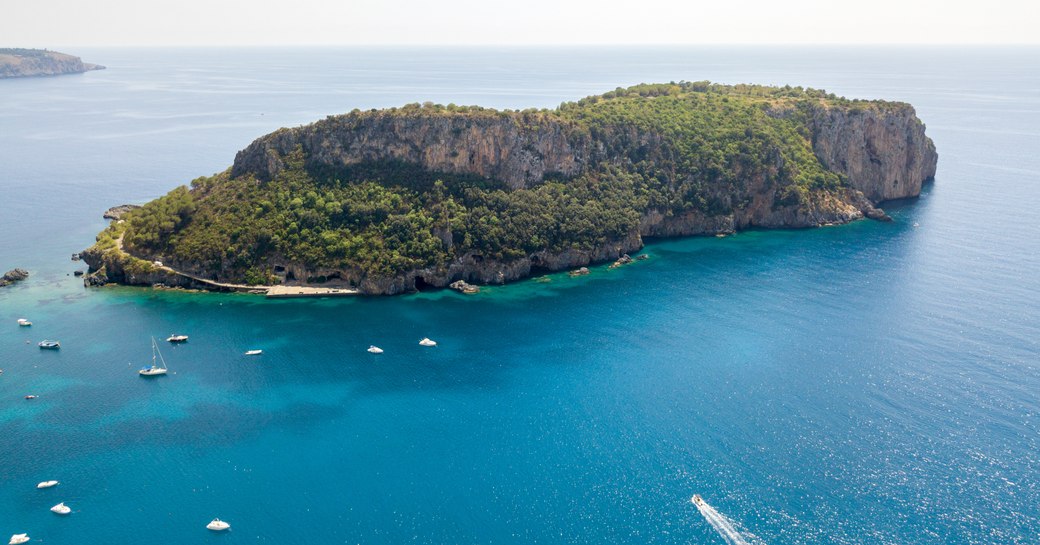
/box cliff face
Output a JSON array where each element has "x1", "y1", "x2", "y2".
[
  {"x1": 0, "y1": 49, "x2": 105, "y2": 79},
  {"x1": 808, "y1": 104, "x2": 937, "y2": 202},
  {"x1": 234, "y1": 102, "x2": 937, "y2": 205},
  {"x1": 232, "y1": 111, "x2": 590, "y2": 190}
]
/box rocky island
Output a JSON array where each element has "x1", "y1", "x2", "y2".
[
  {"x1": 0, "y1": 268, "x2": 29, "y2": 288},
  {"x1": 0, "y1": 48, "x2": 105, "y2": 78},
  {"x1": 82, "y1": 82, "x2": 937, "y2": 295}
]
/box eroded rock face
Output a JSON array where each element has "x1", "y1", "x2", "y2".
[
  {"x1": 232, "y1": 110, "x2": 590, "y2": 190},
  {"x1": 809, "y1": 104, "x2": 938, "y2": 202}
]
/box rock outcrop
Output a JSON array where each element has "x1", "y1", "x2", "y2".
[
  {"x1": 0, "y1": 49, "x2": 105, "y2": 79},
  {"x1": 103, "y1": 204, "x2": 141, "y2": 220},
  {"x1": 449, "y1": 279, "x2": 480, "y2": 294},
  {"x1": 0, "y1": 268, "x2": 29, "y2": 287}
]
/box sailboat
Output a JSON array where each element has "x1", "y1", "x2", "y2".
[{"x1": 139, "y1": 337, "x2": 169, "y2": 376}]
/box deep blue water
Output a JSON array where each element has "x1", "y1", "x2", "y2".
[{"x1": 1, "y1": 47, "x2": 1039, "y2": 544}]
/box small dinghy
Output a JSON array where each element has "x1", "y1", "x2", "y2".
[
  {"x1": 50, "y1": 502, "x2": 71, "y2": 515},
  {"x1": 206, "y1": 518, "x2": 230, "y2": 531},
  {"x1": 244, "y1": 349, "x2": 263, "y2": 356},
  {"x1": 367, "y1": 345, "x2": 384, "y2": 354},
  {"x1": 419, "y1": 338, "x2": 437, "y2": 347},
  {"x1": 9, "y1": 534, "x2": 29, "y2": 545},
  {"x1": 17, "y1": 318, "x2": 31, "y2": 327},
  {"x1": 166, "y1": 334, "x2": 188, "y2": 343},
  {"x1": 36, "y1": 480, "x2": 59, "y2": 489},
  {"x1": 38, "y1": 340, "x2": 60, "y2": 349}
]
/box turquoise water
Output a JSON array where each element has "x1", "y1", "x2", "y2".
[{"x1": 1, "y1": 47, "x2": 1039, "y2": 544}]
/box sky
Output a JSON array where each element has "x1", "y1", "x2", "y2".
[{"x1": 4, "y1": 0, "x2": 1039, "y2": 47}]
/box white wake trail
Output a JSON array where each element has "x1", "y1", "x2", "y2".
[{"x1": 692, "y1": 496, "x2": 764, "y2": 545}]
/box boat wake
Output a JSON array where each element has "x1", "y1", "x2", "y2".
[{"x1": 692, "y1": 495, "x2": 765, "y2": 545}]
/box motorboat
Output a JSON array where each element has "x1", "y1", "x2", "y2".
[
  {"x1": 9, "y1": 534, "x2": 29, "y2": 545},
  {"x1": 17, "y1": 318, "x2": 31, "y2": 326},
  {"x1": 691, "y1": 494, "x2": 705, "y2": 507},
  {"x1": 139, "y1": 337, "x2": 169, "y2": 377},
  {"x1": 50, "y1": 502, "x2": 71, "y2": 515},
  {"x1": 244, "y1": 349, "x2": 263, "y2": 356},
  {"x1": 38, "y1": 340, "x2": 60, "y2": 349},
  {"x1": 24, "y1": 395, "x2": 37, "y2": 400},
  {"x1": 166, "y1": 334, "x2": 189, "y2": 343},
  {"x1": 206, "y1": 518, "x2": 230, "y2": 531},
  {"x1": 419, "y1": 338, "x2": 437, "y2": 347},
  {"x1": 367, "y1": 345, "x2": 384, "y2": 354},
  {"x1": 36, "y1": 481, "x2": 59, "y2": 489}
]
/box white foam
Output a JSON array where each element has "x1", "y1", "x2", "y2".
[{"x1": 693, "y1": 496, "x2": 765, "y2": 545}]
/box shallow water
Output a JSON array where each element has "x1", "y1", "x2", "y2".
[{"x1": 1, "y1": 46, "x2": 1038, "y2": 544}]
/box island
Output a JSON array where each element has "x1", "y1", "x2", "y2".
[
  {"x1": 81, "y1": 82, "x2": 938, "y2": 295},
  {"x1": 0, "y1": 48, "x2": 105, "y2": 78},
  {"x1": 0, "y1": 268, "x2": 29, "y2": 288}
]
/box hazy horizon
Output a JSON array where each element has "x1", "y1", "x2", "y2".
[{"x1": 5, "y1": 0, "x2": 1038, "y2": 47}]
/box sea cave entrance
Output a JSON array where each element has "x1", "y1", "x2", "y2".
[{"x1": 414, "y1": 275, "x2": 434, "y2": 291}]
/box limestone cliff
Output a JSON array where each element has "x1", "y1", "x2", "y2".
[
  {"x1": 232, "y1": 110, "x2": 589, "y2": 190},
  {"x1": 0, "y1": 49, "x2": 105, "y2": 79},
  {"x1": 807, "y1": 103, "x2": 937, "y2": 202}
]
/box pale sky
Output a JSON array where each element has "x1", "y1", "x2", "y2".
[{"x1": 5, "y1": 0, "x2": 1039, "y2": 46}]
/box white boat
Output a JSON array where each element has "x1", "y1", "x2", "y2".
[
  {"x1": 166, "y1": 334, "x2": 188, "y2": 343},
  {"x1": 36, "y1": 480, "x2": 59, "y2": 489},
  {"x1": 9, "y1": 534, "x2": 29, "y2": 545},
  {"x1": 419, "y1": 338, "x2": 437, "y2": 347},
  {"x1": 691, "y1": 494, "x2": 705, "y2": 507},
  {"x1": 244, "y1": 349, "x2": 263, "y2": 356},
  {"x1": 139, "y1": 337, "x2": 169, "y2": 376},
  {"x1": 17, "y1": 318, "x2": 31, "y2": 326},
  {"x1": 50, "y1": 502, "x2": 71, "y2": 515},
  {"x1": 38, "y1": 340, "x2": 60, "y2": 349},
  {"x1": 367, "y1": 345, "x2": 384, "y2": 354},
  {"x1": 206, "y1": 518, "x2": 230, "y2": 531}
]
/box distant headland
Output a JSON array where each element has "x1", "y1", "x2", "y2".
[
  {"x1": 0, "y1": 48, "x2": 105, "y2": 79},
  {"x1": 82, "y1": 82, "x2": 937, "y2": 295}
]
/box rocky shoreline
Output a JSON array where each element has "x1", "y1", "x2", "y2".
[{"x1": 82, "y1": 194, "x2": 889, "y2": 296}]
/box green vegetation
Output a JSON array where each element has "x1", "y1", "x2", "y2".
[{"x1": 108, "y1": 82, "x2": 898, "y2": 286}]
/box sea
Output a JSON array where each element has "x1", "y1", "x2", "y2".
[{"x1": 0, "y1": 46, "x2": 1038, "y2": 544}]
